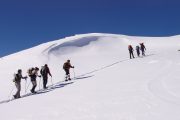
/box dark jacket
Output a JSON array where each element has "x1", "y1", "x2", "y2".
[
  {"x1": 63, "y1": 62, "x2": 73, "y2": 70},
  {"x1": 14, "y1": 73, "x2": 26, "y2": 83},
  {"x1": 128, "y1": 45, "x2": 134, "y2": 52},
  {"x1": 40, "y1": 66, "x2": 51, "y2": 78}
]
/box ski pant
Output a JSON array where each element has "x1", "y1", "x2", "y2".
[
  {"x1": 15, "y1": 82, "x2": 21, "y2": 98},
  {"x1": 64, "y1": 69, "x2": 70, "y2": 80},
  {"x1": 43, "y1": 77, "x2": 48, "y2": 89},
  {"x1": 129, "y1": 51, "x2": 135, "y2": 59},
  {"x1": 136, "y1": 50, "x2": 140, "y2": 57},
  {"x1": 31, "y1": 80, "x2": 37, "y2": 92},
  {"x1": 141, "y1": 50, "x2": 145, "y2": 56}
]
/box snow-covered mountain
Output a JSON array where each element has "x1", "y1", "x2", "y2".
[{"x1": 0, "y1": 33, "x2": 180, "y2": 120}]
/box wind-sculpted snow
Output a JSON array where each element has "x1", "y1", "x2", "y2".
[{"x1": 47, "y1": 36, "x2": 100, "y2": 55}]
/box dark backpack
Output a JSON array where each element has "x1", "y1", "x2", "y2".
[
  {"x1": 13, "y1": 74, "x2": 21, "y2": 82},
  {"x1": 40, "y1": 66, "x2": 48, "y2": 76},
  {"x1": 63, "y1": 62, "x2": 69, "y2": 69},
  {"x1": 27, "y1": 68, "x2": 34, "y2": 76}
]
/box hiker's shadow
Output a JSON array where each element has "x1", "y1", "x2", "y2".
[
  {"x1": 0, "y1": 75, "x2": 94, "y2": 104},
  {"x1": 34, "y1": 75, "x2": 94, "y2": 95}
]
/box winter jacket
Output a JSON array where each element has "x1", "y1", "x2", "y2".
[{"x1": 63, "y1": 62, "x2": 73, "y2": 70}]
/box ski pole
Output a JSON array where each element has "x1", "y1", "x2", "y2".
[
  {"x1": 25, "y1": 79, "x2": 27, "y2": 94},
  {"x1": 51, "y1": 77, "x2": 53, "y2": 85},
  {"x1": 26, "y1": 81, "x2": 31, "y2": 93},
  {"x1": 39, "y1": 77, "x2": 41, "y2": 90},
  {"x1": 73, "y1": 68, "x2": 76, "y2": 79},
  {"x1": 8, "y1": 86, "x2": 14, "y2": 100}
]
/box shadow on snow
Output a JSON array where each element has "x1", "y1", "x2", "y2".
[
  {"x1": 0, "y1": 75, "x2": 94, "y2": 104},
  {"x1": 0, "y1": 53, "x2": 155, "y2": 105}
]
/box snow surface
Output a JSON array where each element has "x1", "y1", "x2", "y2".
[{"x1": 0, "y1": 33, "x2": 180, "y2": 120}]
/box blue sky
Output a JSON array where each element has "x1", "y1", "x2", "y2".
[{"x1": 0, "y1": 0, "x2": 180, "y2": 56}]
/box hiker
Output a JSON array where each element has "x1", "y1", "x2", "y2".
[
  {"x1": 28, "y1": 67, "x2": 41, "y2": 93},
  {"x1": 140, "y1": 43, "x2": 146, "y2": 56},
  {"x1": 63, "y1": 60, "x2": 74, "y2": 81},
  {"x1": 128, "y1": 45, "x2": 135, "y2": 59},
  {"x1": 40, "y1": 64, "x2": 52, "y2": 89},
  {"x1": 13, "y1": 69, "x2": 27, "y2": 99},
  {"x1": 136, "y1": 45, "x2": 140, "y2": 57}
]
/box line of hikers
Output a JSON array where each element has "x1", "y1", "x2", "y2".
[
  {"x1": 13, "y1": 60, "x2": 74, "y2": 99},
  {"x1": 12, "y1": 43, "x2": 146, "y2": 99},
  {"x1": 128, "y1": 43, "x2": 146, "y2": 59}
]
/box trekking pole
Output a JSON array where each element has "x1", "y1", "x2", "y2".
[
  {"x1": 39, "y1": 77, "x2": 41, "y2": 90},
  {"x1": 73, "y1": 68, "x2": 76, "y2": 79},
  {"x1": 25, "y1": 80, "x2": 27, "y2": 94},
  {"x1": 51, "y1": 77, "x2": 53, "y2": 86},
  {"x1": 8, "y1": 86, "x2": 14, "y2": 100},
  {"x1": 26, "y1": 81, "x2": 31, "y2": 93}
]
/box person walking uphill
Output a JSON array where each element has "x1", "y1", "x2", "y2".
[
  {"x1": 140, "y1": 43, "x2": 146, "y2": 56},
  {"x1": 128, "y1": 45, "x2": 135, "y2": 59},
  {"x1": 29, "y1": 67, "x2": 41, "y2": 93},
  {"x1": 63, "y1": 60, "x2": 74, "y2": 81},
  {"x1": 40, "y1": 64, "x2": 52, "y2": 89},
  {"x1": 136, "y1": 45, "x2": 140, "y2": 57},
  {"x1": 13, "y1": 69, "x2": 27, "y2": 99}
]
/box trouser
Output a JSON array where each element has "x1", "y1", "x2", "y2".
[
  {"x1": 31, "y1": 80, "x2": 37, "y2": 93},
  {"x1": 64, "y1": 69, "x2": 70, "y2": 79},
  {"x1": 137, "y1": 50, "x2": 140, "y2": 57},
  {"x1": 43, "y1": 77, "x2": 48, "y2": 89},
  {"x1": 129, "y1": 51, "x2": 135, "y2": 59},
  {"x1": 141, "y1": 50, "x2": 145, "y2": 56},
  {"x1": 14, "y1": 82, "x2": 21, "y2": 98}
]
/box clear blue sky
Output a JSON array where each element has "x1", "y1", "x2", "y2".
[{"x1": 0, "y1": 0, "x2": 180, "y2": 56}]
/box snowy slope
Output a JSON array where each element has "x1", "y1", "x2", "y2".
[{"x1": 0, "y1": 33, "x2": 180, "y2": 120}]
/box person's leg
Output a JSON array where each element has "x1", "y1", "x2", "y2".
[
  {"x1": 43, "y1": 77, "x2": 48, "y2": 89},
  {"x1": 67, "y1": 70, "x2": 71, "y2": 80},
  {"x1": 64, "y1": 69, "x2": 67, "y2": 80},
  {"x1": 137, "y1": 50, "x2": 140, "y2": 57},
  {"x1": 31, "y1": 81, "x2": 37, "y2": 93},
  {"x1": 17, "y1": 83, "x2": 21, "y2": 98},
  {"x1": 14, "y1": 82, "x2": 18, "y2": 98},
  {"x1": 132, "y1": 52, "x2": 135, "y2": 58},
  {"x1": 65, "y1": 69, "x2": 71, "y2": 80},
  {"x1": 129, "y1": 52, "x2": 132, "y2": 59}
]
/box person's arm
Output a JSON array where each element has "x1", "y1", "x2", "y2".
[
  {"x1": 35, "y1": 71, "x2": 41, "y2": 77},
  {"x1": 69, "y1": 63, "x2": 74, "y2": 68},
  {"x1": 48, "y1": 68, "x2": 52, "y2": 77},
  {"x1": 21, "y1": 75, "x2": 27, "y2": 80}
]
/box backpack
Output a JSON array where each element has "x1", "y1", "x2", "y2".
[
  {"x1": 63, "y1": 62, "x2": 68, "y2": 69},
  {"x1": 40, "y1": 66, "x2": 48, "y2": 76},
  {"x1": 136, "y1": 46, "x2": 139, "y2": 50},
  {"x1": 27, "y1": 68, "x2": 34, "y2": 76},
  {"x1": 13, "y1": 74, "x2": 21, "y2": 82}
]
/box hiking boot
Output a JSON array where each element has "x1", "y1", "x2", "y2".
[
  {"x1": 43, "y1": 87, "x2": 47, "y2": 89},
  {"x1": 13, "y1": 95, "x2": 17, "y2": 99},
  {"x1": 31, "y1": 89, "x2": 35, "y2": 93}
]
